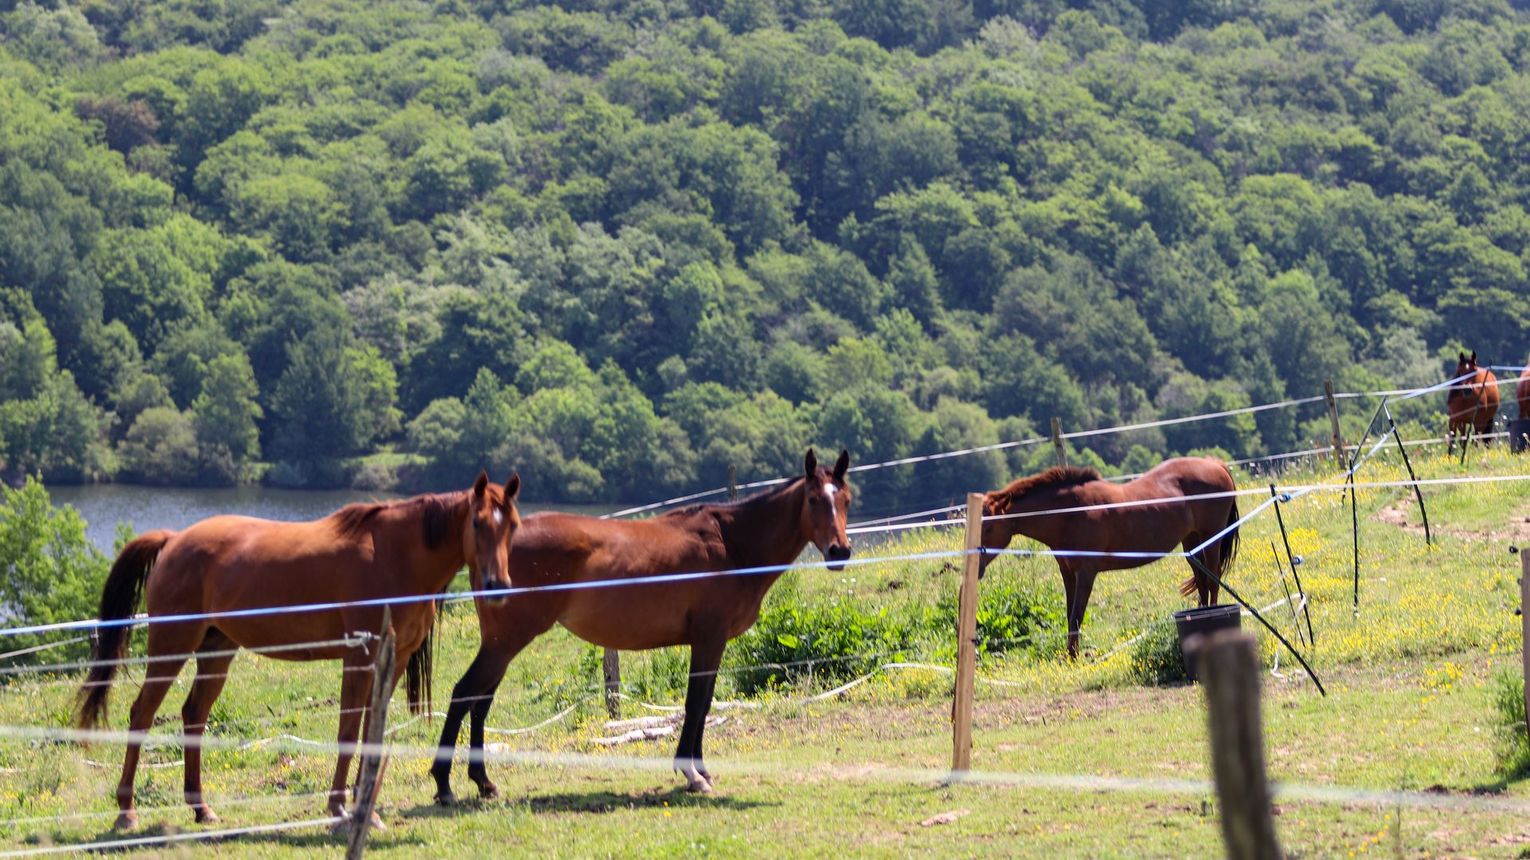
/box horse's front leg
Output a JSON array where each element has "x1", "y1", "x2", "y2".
[
  {"x1": 328, "y1": 653, "x2": 373, "y2": 824},
  {"x1": 1059, "y1": 564, "x2": 1079, "y2": 659},
  {"x1": 1071, "y1": 570, "x2": 1099, "y2": 659},
  {"x1": 675, "y1": 634, "x2": 726, "y2": 792}
]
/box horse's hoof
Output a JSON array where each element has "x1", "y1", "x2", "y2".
[
  {"x1": 435, "y1": 791, "x2": 456, "y2": 807},
  {"x1": 193, "y1": 806, "x2": 220, "y2": 824},
  {"x1": 476, "y1": 782, "x2": 499, "y2": 801},
  {"x1": 113, "y1": 811, "x2": 139, "y2": 831},
  {"x1": 685, "y1": 775, "x2": 714, "y2": 794},
  {"x1": 367, "y1": 810, "x2": 386, "y2": 831},
  {"x1": 327, "y1": 809, "x2": 352, "y2": 834}
]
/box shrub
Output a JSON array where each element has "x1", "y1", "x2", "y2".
[
  {"x1": 943, "y1": 574, "x2": 1064, "y2": 659},
  {"x1": 728, "y1": 596, "x2": 919, "y2": 695},
  {"x1": 1130, "y1": 619, "x2": 1188, "y2": 686},
  {"x1": 1490, "y1": 668, "x2": 1530, "y2": 777},
  {"x1": 0, "y1": 478, "x2": 107, "y2": 667}
]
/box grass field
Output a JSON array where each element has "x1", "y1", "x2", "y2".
[{"x1": 3, "y1": 444, "x2": 1530, "y2": 857}]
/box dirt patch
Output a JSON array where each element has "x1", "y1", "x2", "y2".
[{"x1": 1378, "y1": 497, "x2": 1530, "y2": 544}]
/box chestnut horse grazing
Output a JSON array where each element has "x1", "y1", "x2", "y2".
[
  {"x1": 431, "y1": 450, "x2": 853, "y2": 803},
  {"x1": 76, "y1": 472, "x2": 520, "y2": 831},
  {"x1": 1447, "y1": 351, "x2": 1499, "y2": 454},
  {"x1": 978, "y1": 457, "x2": 1240, "y2": 658}
]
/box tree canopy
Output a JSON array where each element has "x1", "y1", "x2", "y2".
[{"x1": 1, "y1": 0, "x2": 1527, "y2": 507}]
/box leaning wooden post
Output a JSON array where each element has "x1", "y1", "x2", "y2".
[
  {"x1": 603, "y1": 649, "x2": 621, "y2": 719},
  {"x1": 951, "y1": 493, "x2": 983, "y2": 776},
  {"x1": 1323, "y1": 379, "x2": 1345, "y2": 461},
  {"x1": 727, "y1": 464, "x2": 738, "y2": 501},
  {"x1": 1050, "y1": 418, "x2": 1068, "y2": 468},
  {"x1": 1189, "y1": 630, "x2": 1283, "y2": 860},
  {"x1": 347, "y1": 608, "x2": 396, "y2": 859},
  {"x1": 1519, "y1": 549, "x2": 1530, "y2": 743}
]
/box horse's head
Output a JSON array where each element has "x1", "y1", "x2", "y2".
[
  {"x1": 1450, "y1": 351, "x2": 1483, "y2": 403},
  {"x1": 800, "y1": 449, "x2": 853, "y2": 571},
  {"x1": 464, "y1": 470, "x2": 521, "y2": 605},
  {"x1": 977, "y1": 492, "x2": 1012, "y2": 579}
]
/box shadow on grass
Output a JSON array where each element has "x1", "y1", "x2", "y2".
[
  {"x1": 402, "y1": 786, "x2": 774, "y2": 820},
  {"x1": 22, "y1": 819, "x2": 427, "y2": 855}
]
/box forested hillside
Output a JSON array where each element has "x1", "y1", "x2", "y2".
[{"x1": 2, "y1": 0, "x2": 1527, "y2": 504}]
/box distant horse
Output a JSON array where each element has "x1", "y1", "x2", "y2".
[
  {"x1": 431, "y1": 450, "x2": 853, "y2": 803},
  {"x1": 77, "y1": 472, "x2": 521, "y2": 830},
  {"x1": 978, "y1": 457, "x2": 1240, "y2": 659},
  {"x1": 1446, "y1": 350, "x2": 1499, "y2": 454},
  {"x1": 1517, "y1": 357, "x2": 1530, "y2": 420}
]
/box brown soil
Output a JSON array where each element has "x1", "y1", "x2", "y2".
[{"x1": 1378, "y1": 496, "x2": 1530, "y2": 544}]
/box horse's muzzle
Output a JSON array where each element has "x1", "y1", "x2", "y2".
[
  {"x1": 826, "y1": 544, "x2": 851, "y2": 571},
  {"x1": 483, "y1": 574, "x2": 512, "y2": 607}
]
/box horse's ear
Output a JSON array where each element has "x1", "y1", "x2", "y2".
[
  {"x1": 833, "y1": 449, "x2": 850, "y2": 483},
  {"x1": 473, "y1": 470, "x2": 489, "y2": 499},
  {"x1": 504, "y1": 471, "x2": 520, "y2": 504},
  {"x1": 1471, "y1": 350, "x2": 1478, "y2": 365},
  {"x1": 804, "y1": 448, "x2": 818, "y2": 477},
  {"x1": 1459, "y1": 351, "x2": 1467, "y2": 364}
]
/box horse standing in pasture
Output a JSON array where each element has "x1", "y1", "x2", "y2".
[
  {"x1": 977, "y1": 457, "x2": 1240, "y2": 659},
  {"x1": 76, "y1": 472, "x2": 521, "y2": 830},
  {"x1": 431, "y1": 449, "x2": 853, "y2": 803},
  {"x1": 1516, "y1": 357, "x2": 1530, "y2": 420},
  {"x1": 1446, "y1": 351, "x2": 1499, "y2": 455}
]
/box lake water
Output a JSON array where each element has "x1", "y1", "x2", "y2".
[{"x1": 45, "y1": 484, "x2": 615, "y2": 552}]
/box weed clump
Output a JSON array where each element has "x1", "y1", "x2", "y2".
[
  {"x1": 1130, "y1": 620, "x2": 1188, "y2": 686},
  {"x1": 1490, "y1": 668, "x2": 1530, "y2": 777}
]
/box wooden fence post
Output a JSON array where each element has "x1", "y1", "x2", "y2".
[
  {"x1": 603, "y1": 649, "x2": 621, "y2": 719},
  {"x1": 1324, "y1": 379, "x2": 1345, "y2": 461},
  {"x1": 727, "y1": 464, "x2": 738, "y2": 501},
  {"x1": 1050, "y1": 418, "x2": 1068, "y2": 468},
  {"x1": 1520, "y1": 550, "x2": 1530, "y2": 743},
  {"x1": 1189, "y1": 630, "x2": 1282, "y2": 860},
  {"x1": 951, "y1": 493, "x2": 983, "y2": 776},
  {"x1": 346, "y1": 609, "x2": 396, "y2": 859}
]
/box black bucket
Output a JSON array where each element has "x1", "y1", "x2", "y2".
[
  {"x1": 1173, "y1": 603, "x2": 1242, "y2": 681},
  {"x1": 1510, "y1": 419, "x2": 1530, "y2": 454}
]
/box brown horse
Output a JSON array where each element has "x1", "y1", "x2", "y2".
[
  {"x1": 977, "y1": 457, "x2": 1240, "y2": 658},
  {"x1": 431, "y1": 449, "x2": 852, "y2": 803},
  {"x1": 76, "y1": 472, "x2": 520, "y2": 830},
  {"x1": 1447, "y1": 351, "x2": 1499, "y2": 454}
]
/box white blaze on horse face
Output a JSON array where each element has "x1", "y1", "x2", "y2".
[
  {"x1": 823, "y1": 483, "x2": 838, "y2": 519},
  {"x1": 493, "y1": 509, "x2": 504, "y2": 526}
]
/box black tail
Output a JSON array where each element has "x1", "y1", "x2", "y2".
[
  {"x1": 75, "y1": 530, "x2": 173, "y2": 730},
  {"x1": 1180, "y1": 499, "x2": 1241, "y2": 597},
  {"x1": 1218, "y1": 498, "x2": 1241, "y2": 579},
  {"x1": 405, "y1": 606, "x2": 435, "y2": 718}
]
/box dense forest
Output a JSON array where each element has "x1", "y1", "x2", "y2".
[{"x1": 1, "y1": 0, "x2": 1528, "y2": 506}]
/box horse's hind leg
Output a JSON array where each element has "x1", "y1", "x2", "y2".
[
  {"x1": 182, "y1": 629, "x2": 236, "y2": 824},
  {"x1": 115, "y1": 622, "x2": 203, "y2": 830}
]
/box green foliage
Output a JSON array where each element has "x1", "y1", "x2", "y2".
[
  {"x1": 0, "y1": 478, "x2": 106, "y2": 666},
  {"x1": 4, "y1": 0, "x2": 1530, "y2": 503},
  {"x1": 730, "y1": 569, "x2": 1062, "y2": 695},
  {"x1": 728, "y1": 594, "x2": 920, "y2": 696},
  {"x1": 1130, "y1": 620, "x2": 1189, "y2": 687},
  {"x1": 1490, "y1": 668, "x2": 1530, "y2": 778}
]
